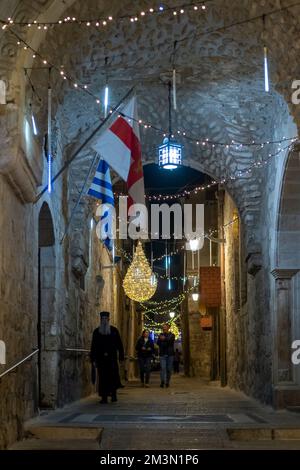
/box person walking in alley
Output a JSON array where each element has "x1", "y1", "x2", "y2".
[
  {"x1": 157, "y1": 324, "x2": 175, "y2": 388},
  {"x1": 90, "y1": 311, "x2": 124, "y2": 404},
  {"x1": 173, "y1": 348, "x2": 181, "y2": 374},
  {"x1": 135, "y1": 329, "x2": 155, "y2": 387}
]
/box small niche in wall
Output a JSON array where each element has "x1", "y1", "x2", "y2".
[{"x1": 0, "y1": 340, "x2": 6, "y2": 364}]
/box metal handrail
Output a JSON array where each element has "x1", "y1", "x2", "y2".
[
  {"x1": 65, "y1": 348, "x2": 90, "y2": 353},
  {"x1": 0, "y1": 349, "x2": 39, "y2": 379}
]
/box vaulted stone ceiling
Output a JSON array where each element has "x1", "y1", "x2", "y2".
[{"x1": 0, "y1": 0, "x2": 299, "y2": 226}]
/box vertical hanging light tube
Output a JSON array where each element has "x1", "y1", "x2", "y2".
[
  {"x1": 168, "y1": 250, "x2": 171, "y2": 290},
  {"x1": 264, "y1": 46, "x2": 269, "y2": 93},
  {"x1": 165, "y1": 241, "x2": 168, "y2": 276},
  {"x1": 112, "y1": 240, "x2": 115, "y2": 266},
  {"x1": 172, "y1": 69, "x2": 177, "y2": 111},
  {"x1": 151, "y1": 243, "x2": 153, "y2": 271},
  {"x1": 210, "y1": 239, "x2": 212, "y2": 266},
  {"x1": 172, "y1": 41, "x2": 177, "y2": 111},
  {"x1": 47, "y1": 77, "x2": 52, "y2": 194},
  {"x1": 30, "y1": 104, "x2": 38, "y2": 136},
  {"x1": 262, "y1": 15, "x2": 269, "y2": 93},
  {"x1": 104, "y1": 85, "x2": 109, "y2": 118},
  {"x1": 104, "y1": 57, "x2": 109, "y2": 118}
]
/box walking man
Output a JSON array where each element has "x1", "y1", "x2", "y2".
[
  {"x1": 157, "y1": 324, "x2": 175, "y2": 388},
  {"x1": 90, "y1": 311, "x2": 124, "y2": 403}
]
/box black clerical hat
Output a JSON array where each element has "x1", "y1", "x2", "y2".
[{"x1": 99, "y1": 311, "x2": 110, "y2": 318}]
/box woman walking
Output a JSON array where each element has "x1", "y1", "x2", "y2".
[{"x1": 135, "y1": 330, "x2": 154, "y2": 387}]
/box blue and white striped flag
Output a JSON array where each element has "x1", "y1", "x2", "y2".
[{"x1": 87, "y1": 158, "x2": 115, "y2": 251}]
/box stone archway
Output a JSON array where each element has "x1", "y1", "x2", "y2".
[
  {"x1": 272, "y1": 147, "x2": 300, "y2": 408},
  {"x1": 38, "y1": 201, "x2": 57, "y2": 408}
]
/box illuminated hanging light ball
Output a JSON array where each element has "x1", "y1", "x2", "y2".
[
  {"x1": 123, "y1": 241, "x2": 157, "y2": 302},
  {"x1": 169, "y1": 322, "x2": 180, "y2": 339}
]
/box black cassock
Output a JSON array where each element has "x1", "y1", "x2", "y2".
[{"x1": 90, "y1": 326, "x2": 125, "y2": 397}]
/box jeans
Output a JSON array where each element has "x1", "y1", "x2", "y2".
[
  {"x1": 138, "y1": 357, "x2": 152, "y2": 384},
  {"x1": 160, "y1": 355, "x2": 174, "y2": 385}
]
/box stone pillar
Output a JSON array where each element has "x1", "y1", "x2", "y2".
[
  {"x1": 271, "y1": 268, "x2": 300, "y2": 408},
  {"x1": 39, "y1": 246, "x2": 59, "y2": 408},
  {"x1": 126, "y1": 301, "x2": 137, "y2": 381},
  {"x1": 181, "y1": 297, "x2": 191, "y2": 377},
  {"x1": 218, "y1": 189, "x2": 227, "y2": 387}
]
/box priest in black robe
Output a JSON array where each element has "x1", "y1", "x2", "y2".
[{"x1": 90, "y1": 311, "x2": 125, "y2": 403}]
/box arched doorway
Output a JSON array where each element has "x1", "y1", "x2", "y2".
[
  {"x1": 38, "y1": 202, "x2": 57, "y2": 409},
  {"x1": 272, "y1": 148, "x2": 300, "y2": 407}
]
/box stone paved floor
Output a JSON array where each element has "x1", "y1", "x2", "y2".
[{"x1": 12, "y1": 373, "x2": 300, "y2": 450}]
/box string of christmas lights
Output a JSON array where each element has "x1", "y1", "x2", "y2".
[
  {"x1": 142, "y1": 300, "x2": 183, "y2": 316},
  {"x1": 8, "y1": 26, "x2": 298, "y2": 151},
  {"x1": 147, "y1": 142, "x2": 295, "y2": 201},
  {"x1": 144, "y1": 312, "x2": 181, "y2": 325},
  {"x1": 140, "y1": 282, "x2": 198, "y2": 310},
  {"x1": 115, "y1": 216, "x2": 238, "y2": 266},
  {"x1": 0, "y1": 2, "x2": 208, "y2": 29},
  {"x1": 4, "y1": 11, "x2": 297, "y2": 207},
  {"x1": 143, "y1": 305, "x2": 181, "y2": 316}
]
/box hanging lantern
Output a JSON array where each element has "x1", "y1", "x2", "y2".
[
  {"x1": 158, "y1": 137, "x2": 182, "y2": 170},
  {"x1": 123, "y1": 241, "x2": 157, "y2": 302},
  {"x1": 158, "y1": 81, "x2": 182, "y2": 170}
]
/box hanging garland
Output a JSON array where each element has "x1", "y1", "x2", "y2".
[
  {"x1": 1, "y1": 2, "x2": 208, "y2": 29},
  {"x1": 5, "y1": 11, "x2": 299, "y2": 150},
  {"x1": 144, "y1": 319, "x2": 181, "y2": 339}
]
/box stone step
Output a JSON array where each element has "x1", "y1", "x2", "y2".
[
  {"x1": 9, "y1": 426, "x2": 103, "y2": 450},
  {"x1": 228, "y1": 427, "x2": 300, "y2": 441}
]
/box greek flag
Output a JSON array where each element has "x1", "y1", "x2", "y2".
[{"x1": 87, "y1": 158, "x2": 114, "y2": 251}]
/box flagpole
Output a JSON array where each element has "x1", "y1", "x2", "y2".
[
  {"x1": 35, "y1": 86, "x2": 135, "y2": 203},
  {"x1": 60, "y1": 152, "x2": 98, "y2": 244}
]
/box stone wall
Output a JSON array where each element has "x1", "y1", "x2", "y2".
[
  {"x1": 220, "y1": 89, "x2": 298, "y2": 405},
  {"x1": 0, "y1": 110, "x2": 127, "y2": 450}
]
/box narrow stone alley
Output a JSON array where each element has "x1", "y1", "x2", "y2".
[{"x1": 10, "y1": 374, "x2": 300, "y2": 450}]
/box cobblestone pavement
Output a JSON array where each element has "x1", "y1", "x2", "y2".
[{"x1": 13, "y1": 373, "x2": 300, "y2": 450}]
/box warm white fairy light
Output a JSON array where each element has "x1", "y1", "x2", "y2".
[
  {"x1": 12, "y1": 27, "x2": 297, "y2": 186},
  {"x1": 2, "y1": 1, "x2": 208, "y2": 30}
]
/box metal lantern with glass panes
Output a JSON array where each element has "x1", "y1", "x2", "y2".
[
  {"x1": 158, "y1": 81, "x2": 183, "y2": 170},
  {"x1": 158, "y1": 137, "x2": 182, "y2": 169}
]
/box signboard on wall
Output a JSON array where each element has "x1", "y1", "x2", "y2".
[
  {"x1": 200, "y1": 267, "x2": 221, "y2": 307},
  {"x1": 200, "y1": 316, "x2": 213, "y2": 330}
]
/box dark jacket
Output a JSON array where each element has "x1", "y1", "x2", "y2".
[
  {"x1": 135, "y1": 336, "x2": 155, "y2": 358},
  {"x1": 90, "y1": 325, "x2": 125, "y2": 364},
  {"x1": 157, "y1": 332, "x2": 175, "y2": 356}
]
